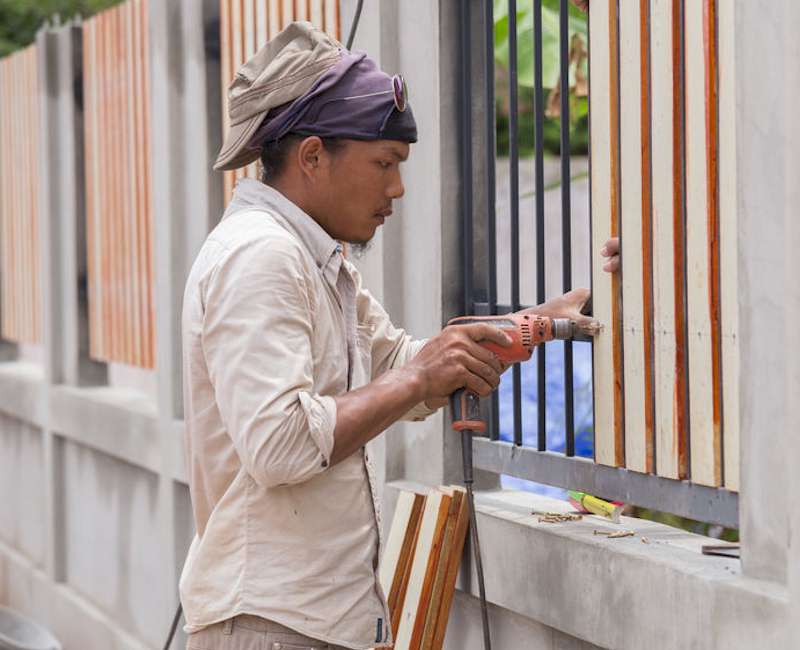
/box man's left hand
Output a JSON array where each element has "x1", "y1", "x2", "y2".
[{"x1": 516, "y1": 288, "x2": 598, "y2": 337}]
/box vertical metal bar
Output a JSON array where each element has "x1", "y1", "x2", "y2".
[
  {"x1": 533, "y1": 0, "x2": 546, "y2": 451},
  {"x1": 559, "y1": 0, "x2": 575, "y2": 456},
  {"x1": 460, "y1": 0, "x2": 473, "y2": 315},
  {"x1": 484, "y1": 0, "x2": 500, "y2": 437},
  {"x1": 508, "y1": 0, "x2": 522, "y2": 446}
]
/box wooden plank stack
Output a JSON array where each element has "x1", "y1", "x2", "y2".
[{"x1": 378, "y1": 486, "x2": 470, "y2": 650}]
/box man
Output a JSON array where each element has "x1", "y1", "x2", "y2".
[{"x1": 180, "y1": 23, "x2": 595, "y2": 650}]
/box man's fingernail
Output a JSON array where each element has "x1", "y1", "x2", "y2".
[{"x1": 600, "y1": 247, "x2": 608, "y2": 256}]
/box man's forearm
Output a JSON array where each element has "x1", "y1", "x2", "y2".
[{"x1": 330, "y1": 367, "x2": 426, "y2": 465}]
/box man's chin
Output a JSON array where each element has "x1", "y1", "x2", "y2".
[{"x1": 348, "y1": 238, "x2": 374, "y2": 258}]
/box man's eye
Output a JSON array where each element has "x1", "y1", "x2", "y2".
[{"x1": 378, "y1": 161, "x2": 392, "y2": 169}]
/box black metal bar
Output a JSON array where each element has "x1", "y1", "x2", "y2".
[
  {"x1": 472, "y1": 438, "x2": 740, "y2": 529},
  {"x1": 559, "y1": 0, "x2": 575, "y2": 457},
  {"x1": 460, "y1": 0, "x2": 473, "y2": 315},
  {"x1": 484, "y1": 0, "x2": 499, "y2": 439},
  {"x1": 533, "y1": 0, "x2": 546, "y2": 451},
  {"x1": 508, "y1": 0, "x2": 522, "y2": 446}
]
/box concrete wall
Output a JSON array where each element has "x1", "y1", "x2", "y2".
[{"x1": 1, "y1": 1, "x2": 799, "y2": 649}]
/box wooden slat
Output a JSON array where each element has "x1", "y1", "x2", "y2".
[
  {"x1": 619, "y1": 0, "x2": 654, "y2": 474},
  {"x1": 425, "y1": 487, "x2": 469, "y2": 650},
  {"x1": 589, "y1": 0, "x2": 624, "y2": 467},
  {"x1": 379, "y1": 491, "x2": 425, "y2": 628},
  {"x1": 685, "y1": 0, "x2": 722, "y2": 486},
  {"x1": 394, "y1": 491, "x2": 451, "y2": 650},
  {"x1": 82, "y1": 0, "x2": 154, "y2": 368},
  {"x1": 718, "y1": 0, "x2": 739, "y2": 491},
  {"x1": 0, "y1": 45, "x2": 42, "y2": 344},
  {"x1": 649, "y1": 0, "x2": 687, "y2": 479}
]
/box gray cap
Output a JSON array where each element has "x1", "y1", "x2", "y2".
[{"x1": 214, "y1": 22, "x2": 342, "y2": 171}]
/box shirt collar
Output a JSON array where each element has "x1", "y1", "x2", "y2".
[{"x1": 224, "y1": 178, "x2": 343, "y2": 282}]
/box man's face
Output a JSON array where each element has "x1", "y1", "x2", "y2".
[{"x1": 311, "y1": 139, "x2": 409, "y2": 244}]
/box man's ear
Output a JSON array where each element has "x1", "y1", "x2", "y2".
[{"x1": 296, "y1": 136, "x2": 325, "y2": 180}]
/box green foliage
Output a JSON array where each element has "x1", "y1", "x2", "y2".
[
  {"x1": 494, "y1": 0, "x2": 587, "y2": 90},
  {"x1": 0, "y1": 0, "x2": 121, "y2": 57},
  {"x1": 493, "y1": 0, "x2": 589, "y2": 157}
]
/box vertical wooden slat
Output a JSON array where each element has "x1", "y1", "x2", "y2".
[
  {"x1": 685, "y1": 0, "x2": 721, "y2": 486},
  {"x1": 0, "y1": 46, "x2": 41, "y2": 344},
  {"x1": 619, "y1": 0, "x2": 654, "y2": 474},
  {"x1": 650, "y1": 0, "x2": 688, "y2": 479},
  {"x1": 718, "y1": 0, "x2": 738, "y2": 492},
  {"x1": 142, "y1": 0, "x2": 155, "y2": 368},
  {"x1": 590, "y1": 0, "x2": 625, "y2": 467},
  {"x1": 30, "y1": 47, "x2": 41, "y2": 343}
]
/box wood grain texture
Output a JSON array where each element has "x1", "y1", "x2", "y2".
[
  {"x1": 0, "y1": 45, "x2": 42, "y2": 344},
  {"x1": 649, "y1": 0, "x2": 687, "y2": 479},
  {"x1": 429, "y1": 487, "x2": 469, "y2": 650},
  {"x1": 589, "y1": 0, "x2": 624, "y2": 467},
  {"x1": 685, "y1": 0, "x2": 721, "y2": 486},
  {"x1": 394, "y1": 491, "x2": 451, "y2": 650},
  {"x1": 619, "y1": 0, "x2": 654, "y2": 474},
  {"x1": 420, "y1": 489, "x2": 463, "y2": 650},
  {"x1": 82, "y1": 0, "x2": 154, "y2": 367},
  {"x1": 379, "y1": 491, "x2": 424, "y2": 628},
  {"x1": 717, "y1": 0, "x2": 738, "y2": 491}
]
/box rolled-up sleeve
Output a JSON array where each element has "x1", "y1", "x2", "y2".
[{"x1": 201, "y1": 235, "x2": 335, "y2": 488}]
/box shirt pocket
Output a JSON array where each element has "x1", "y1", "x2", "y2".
[{"x1": 353, "y1": 322, "x2": 375, "y2": 386}]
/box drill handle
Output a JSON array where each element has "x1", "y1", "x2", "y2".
[{"x1": 450, "y1": 388, "x2": 487, "y2": 433}]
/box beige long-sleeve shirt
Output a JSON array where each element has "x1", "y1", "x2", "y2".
[{"x1": 179, "y1": 179, "x2": 432, "y2": 649}]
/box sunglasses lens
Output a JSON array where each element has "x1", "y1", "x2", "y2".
[{"x1": 392, "y1": 75, "x2": 407, "y2": 112}]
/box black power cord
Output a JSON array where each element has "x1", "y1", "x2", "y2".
[{"x1": 345, "y1": 0, "x2": 365, "y2": 50}]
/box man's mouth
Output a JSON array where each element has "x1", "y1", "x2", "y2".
[{"x1": 375, "y1": 208, "x2": 393, "y2": 219}]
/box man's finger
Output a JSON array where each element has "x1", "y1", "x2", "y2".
[
  {"x1": 464, "y1": 323, "x2": 513, "y2": 347},
  {"x1": 465, "y1": 339, "x2": 504, "y2": 373}
]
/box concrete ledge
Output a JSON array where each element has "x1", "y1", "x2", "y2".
[
  {"x1": 385, "y1": 481, "x2": 789, "y2": 650},
  {"x1": 0, "y1": 540, "x2": 150, "y2": 650},
  {"x1": 0, "y1": 362, "x2": 47, "y2": 428},
  {"x1": 51, "y1": 385, "x2": 161, "y2": 476}
]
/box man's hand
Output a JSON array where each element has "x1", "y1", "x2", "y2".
[
  {"x1": 571, "y1": 0, "x2": 589, "y2": 12},
  {"x1": 517, "y1": 288, "x2": 599, "y2": 336},
  {"x1": 601, "y1": 237, "x2": 620, "y2": 273},
  {"x1": 408, "y1": 323, "x2": 512, "y2": 408}
]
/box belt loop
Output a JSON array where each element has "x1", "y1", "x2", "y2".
[{"x1": 222, "y1": 618, "x2": 234, "y2": 635}]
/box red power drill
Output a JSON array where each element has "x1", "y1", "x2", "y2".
[{"x1": 446, "y1": 312, "x2": 589, "y2": 650}]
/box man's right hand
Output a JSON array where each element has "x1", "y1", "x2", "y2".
[{"x1": 406, "y1": 323, "x2": 512, "y2": 405}]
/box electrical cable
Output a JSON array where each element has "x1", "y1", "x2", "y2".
[
  {"x1": 462, "y1": 430, "x2": 492, "y2": 650},
  {"x1": 345, "y1": 0, "x2": 365, "y2": 50},
  {"x1": 162, "y1": 603, "x2": 182, "y2": 650}
]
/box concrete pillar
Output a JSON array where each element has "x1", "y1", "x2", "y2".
[
  {"x1": 148, "y1": 0, "x2": 222, "y2": 644},
  {"x1": 734, "y1": 0, "x2": 793, "y2": 587}
]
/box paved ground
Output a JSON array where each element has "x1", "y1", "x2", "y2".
[{"x1": 493, "y1": 155, "x2": 592, "y2": 307}]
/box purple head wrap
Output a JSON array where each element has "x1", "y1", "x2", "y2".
[{"x1": 248, "y1": 52, "x2": 417, "y2": 150}]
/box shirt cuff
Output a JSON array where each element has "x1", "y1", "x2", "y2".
[{"x1": 298, "y1": 392, "x2": 337, "y2": 466}]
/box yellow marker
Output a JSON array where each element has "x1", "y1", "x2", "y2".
[{"x1": 568, "y1": 491, "x2": 623, "y2": 523}]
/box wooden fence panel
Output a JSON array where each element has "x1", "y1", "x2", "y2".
[
  {"x1": 219, "y1": 0, "x2": 341, "y2": 203},
  {"x1": 718, "y1": 0, "x2": 739, "y2": 491},
  {"x1": 685, "y1": 0, "x2": 722, "y2": 487},
  {"x1": 83, "y1": 0, "x2": 154, "y2": 368},
  {"x1": 619, "y1": 0, "x2": 654, "y2": 474},
  {"x1": 589, "y1": 0, "x2": 624, "y2": 467},
  {"x1": 591, "y1": 0, "x2": 738, "y2": 489},
  {"x1": 0, "y1": 45, "x2": 42, "y2": 345}
]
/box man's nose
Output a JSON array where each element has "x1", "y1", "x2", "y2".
[{"x1": 387, "y1": 172, "x2": 405, "y2": 200}]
